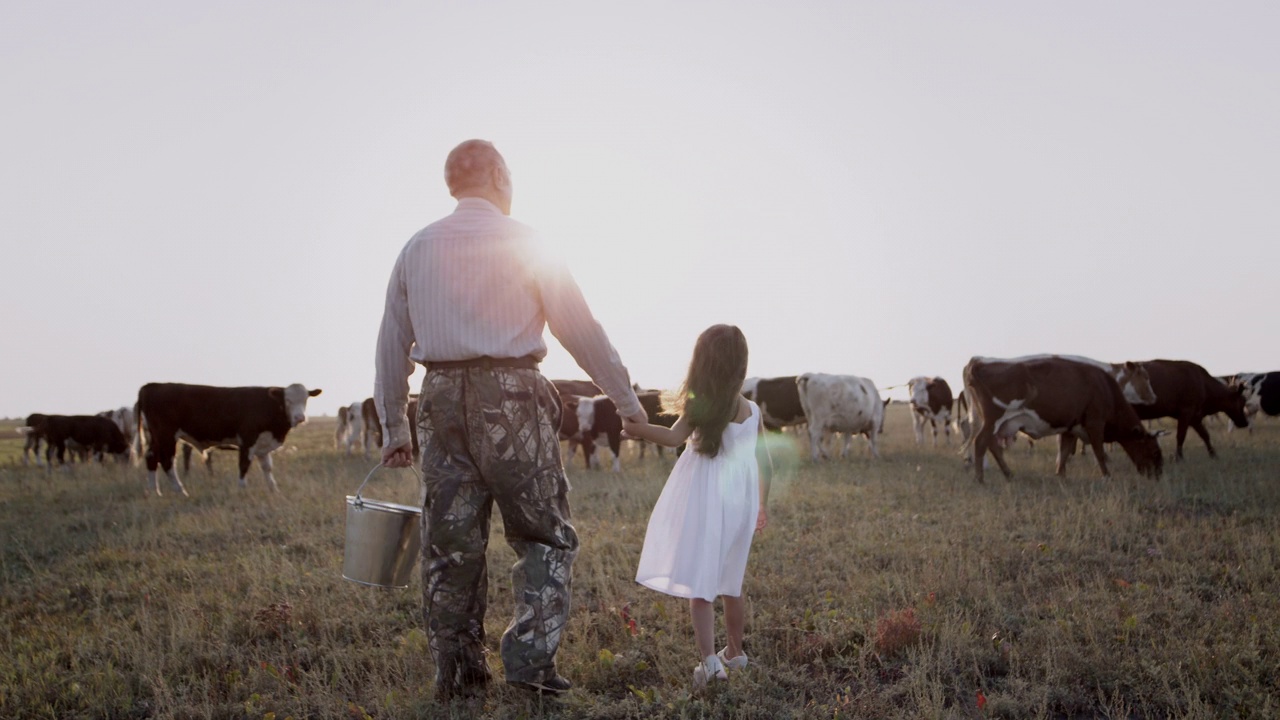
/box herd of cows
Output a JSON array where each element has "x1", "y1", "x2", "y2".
[{"x1": 13, "y1": 357, "x2": 1280, "y2": 495}]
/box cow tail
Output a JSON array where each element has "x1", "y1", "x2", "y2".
[{"x1": 134, "y1": 398, "x2": 147, "y2": 463}]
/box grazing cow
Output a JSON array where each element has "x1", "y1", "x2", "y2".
[
  {"x1": 742, "y1": 376, "x2": 806, "y2": 431},
  {"x1": 552, "y1": 379, "x2": 602, "y2": 465},
  {"x1": 137, "y1": 382, "x2": 322, "y2": 496},
  {"x1": 335, "y1": 405, "x2": 351, "y2": 449},
  {"x1": 907, "y1": 377, "x2": 954, "y2": 446},
  {"x1": 999, "y1": 355, "x2": 1157, "y2": 405},
  {"x1": 1220, "y1": 372, "x2": 1280, "y2": 431},
  {"x1": 795, "y1": 373, "x2": 885, "y2": 461},
  {"x1": 1130, "y1": 360, "x2": 1249, "y2": 459},
  {"x1": 18, "y1": 413, "x2": 48, "y2": 466},
  {"x1": 963, "y1": 356, "x2": 1163, "y2": 482},
  {"x1": 97, "y1": 406, "x2": 137, "y2": 462},
  {"x1": 42, "y1": 415, "x2": 130, "y2": 466}
]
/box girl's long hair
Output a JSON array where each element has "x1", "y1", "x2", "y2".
[{"x1": 663, "y1": 324, "x2": 749, "y2": 458}]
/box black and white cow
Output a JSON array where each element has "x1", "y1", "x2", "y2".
[{"x1": 137, "y1": 382, "x2": 321, "y2": 496}]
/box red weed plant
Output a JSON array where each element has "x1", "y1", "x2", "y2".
[{"x1": 873, "y1": 607, "x2": 921, "y2": 658}]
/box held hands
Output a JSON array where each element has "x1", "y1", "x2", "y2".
[
  {"x1": 381, "y1": 444, "x2": 413, "y2": 468},
  {"x1": 620, "y1": 410, "x2": 649, "y2": 440}
]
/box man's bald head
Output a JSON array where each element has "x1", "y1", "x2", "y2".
[{"x1": 444, "y1": 140, "x2": 506, "y2": 196}]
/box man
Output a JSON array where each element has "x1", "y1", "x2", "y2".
[{"x1": 374, "y1": 139, "x2": 647, "y2": 700}]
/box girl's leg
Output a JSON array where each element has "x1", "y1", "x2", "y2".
[
  {"x1": 689, "y1": 598, "x2": 716, "y2": 659},
  {"x1": 723, "y1": 594, "x2": 746, "y2": 659}
]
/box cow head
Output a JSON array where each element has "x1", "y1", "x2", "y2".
[
  {"x1": 908, "y1": 377, "x2": 929, "y2": 408},
  {"x1": 272, "y1": 384, "x2": 323, "y2": 427},
  {"x1": 1222, "y1": 385, "x2": 1251, "y2": 429},
  {"x1": 575, "y1": 396, "x2": 597, "y2": 437},
  {"x1": 1116, "y1": 362, "x2": 1157, "y2": 405},
  {"x1": 1117, "y1": 427, "x2": 1164, "y2": 479}
]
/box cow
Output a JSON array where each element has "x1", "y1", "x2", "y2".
[
  {"x1": 1219, "y1": 372, "x2": 1280, "y2": 432},
  {"x1": 335, "y1": 405, "x2": 351, "y2": 449},
  {"x1": 907, "y1": 377, "x2": 954, "y2": 446},
  {"x1": 552, "y1": 379, "x2": 602, "y2": 465},
  {"x1": 18, "y1": 413, "x2": 48, "y2": 466},
  {"x1": 795, "y1": 373, "x2": 885, "y2": 461},
  {"x1": 97, "y1": 406, "x2": 137, "y2": 462},
  {"x1": 352, "y1": 395, "x2": 420, "y2": 459},
  {"x1": 1129, "y1": 360, "x2": 1249, "y2": 459},
  {"x1": 742, "y1": 376, "x2": 806, "y2": 432},
  {"x1": 136, "y1": 382, "x2": 322, "y2": 496},
  {"x1": 576, "y1": 395, "x2": 624, "y2": 471},
  {"x1": 332, "y1": 399, "x2": 368, "y2": 450},
  {"x1": 41, "y1": 415, "x2": 130, "y2": 466},
  {"x1": 963, "y1": 356, "x2": 1163, "y2": 482}
]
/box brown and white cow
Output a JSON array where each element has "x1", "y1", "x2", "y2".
[
  {"x1": 335, "y1": 405, "x2": 352, "y2": 449},
  {"x1": 742, "y1": 376, "x2": 806, "y2": 432},
  {"x1": 963, "y1": 356, "x2": 1162, "y2": 482},
  {"x1": 575, "y1": 395, "x2": 626, "y2": 471},
  {"x1": 337, "y1": 396, "x2": 419, "y2": 459},
  {"x1": 795, "y1": 373, "x2": 884, "y2": 461},
  {"x1": 1130, "y1": 360, "x2": 1249, "y2": 459},
  {"x1": 551, "y1": 379, "x2": 601, "y2": 466},
  {"x1": 137, "y1": 382, "x2": 321, "y2": 496},
  {"x1": 907, "y1": 376, "x2": 954, "y2": 446},
  {"x1": 41, "y1": 414, "x2": 131, "y2": 466}
]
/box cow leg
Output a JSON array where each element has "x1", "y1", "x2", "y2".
[
  {"x1": 609, "y1": 431, "x2": 622, "y2": 472},
  {"x1": 807, "y1": 425, "x2": 824, "y2": 462},
  {"x1": 581, "y1": 436, "x2": 596, "y2": 470},
  {"x1": 1189, "y1": 420, "x2": 1217, "y2": 458},
  {"x1": 237, "y1": 447, "x2": 253, "y2": 488},
  {"x1": 989, "y1": 441, "x2": 1013, "y2": 479},
  {"x1": 866, "y1": 429, "x2": 880, "y2": 460},
  {"x1": 1174, "y1": 420, "x2": 1190, "y2": 460},
  {"x1": 1055, "y1": 435, "x2": 1077, "y2": 476},
  {"x1": 912, "y1": 412, "x2": 925, "y2": 445},
  {"x1": 1085, "y1": 431, "x2": 1111, "y2": 479},
  {"x1": 258, "y1": 453, "x2": 278, "y2": 491}
]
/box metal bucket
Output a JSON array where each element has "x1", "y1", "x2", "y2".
[{"x1": 343, "y1": 465, "x2": 422, "y2": 589}]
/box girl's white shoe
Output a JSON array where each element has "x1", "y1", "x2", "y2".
[
  {"x1": 693, "y1": 654, "x2": 728, "y2": 688},
  {"x1": 717, "y1": 648, "x2": 748, "y2": 670}
]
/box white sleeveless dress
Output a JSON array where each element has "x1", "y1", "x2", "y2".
[{"x1": 635, "y1": 401, "x2": 761, "y2": 601}]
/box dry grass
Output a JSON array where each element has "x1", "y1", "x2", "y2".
[{"x1": 2, "y1": 407, "x2": 1278, "y2": 719}]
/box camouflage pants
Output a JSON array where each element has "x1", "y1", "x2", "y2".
[{"x1": 416, "y1": 367, "x2": 577, "y2": 695}]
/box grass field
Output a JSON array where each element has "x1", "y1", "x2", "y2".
[{"x1": 1, "y1": 407, "x2": 1278, "y2": 719}]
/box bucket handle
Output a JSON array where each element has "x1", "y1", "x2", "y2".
[{"x1": 353, "y1": 463, "x2": 422, "y2": 506}]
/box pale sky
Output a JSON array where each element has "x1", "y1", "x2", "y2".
[{"x1": 3, "y1": 1, "x2": 1277, "y2": 418}]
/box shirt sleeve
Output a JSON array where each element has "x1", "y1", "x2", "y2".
[
  {"x1": 374, "y1": 246, "x2": 416, "y2": 450},
  {"x1": 534, "y1": 253, "x2": 642, "y2": 417}
]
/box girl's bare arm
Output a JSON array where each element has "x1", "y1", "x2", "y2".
[{"x1": 622, "y1": 414, "x2": 694, "y2": 448}]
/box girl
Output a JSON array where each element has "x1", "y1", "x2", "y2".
[{"x1": 622, "y1": 324, "x2": 773, "y2": 687}]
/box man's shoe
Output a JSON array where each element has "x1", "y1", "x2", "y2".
[{"x1": 508, "y1": 675, "x2": 572, "y2": 697}]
